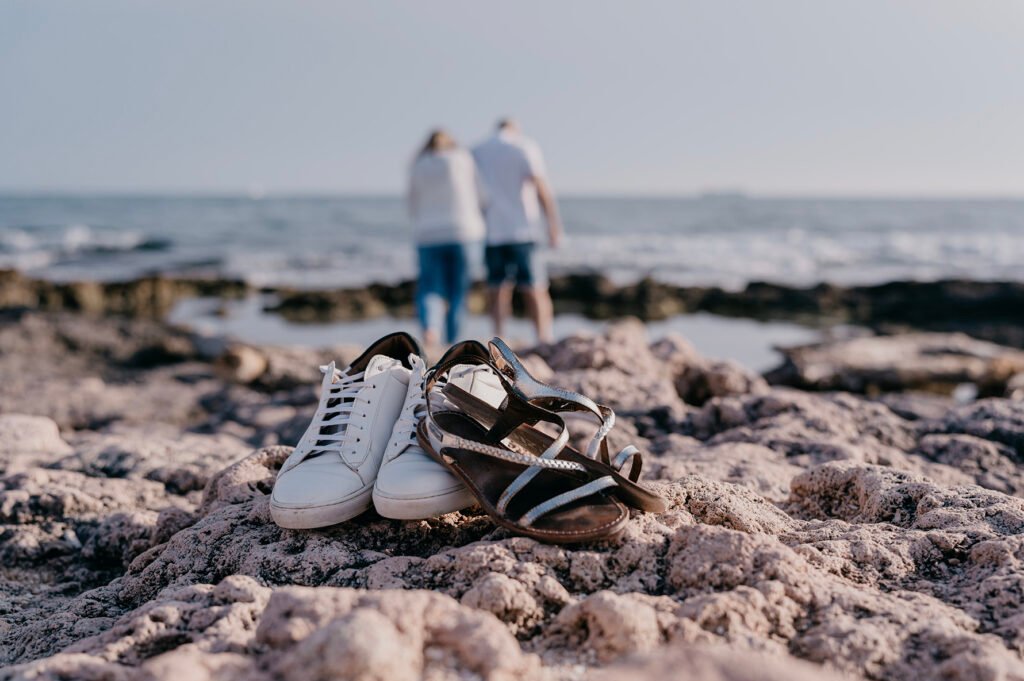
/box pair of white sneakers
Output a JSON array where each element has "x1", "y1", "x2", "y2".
[{"x1": 270, "y1": 332, "x2": 493, "y2": 529}]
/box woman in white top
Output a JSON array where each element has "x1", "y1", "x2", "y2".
[{"x1": 407, "y1": 129, "x2": 486, "y2": 346}]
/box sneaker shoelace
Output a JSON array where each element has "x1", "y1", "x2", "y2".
[
  {"x1": 385, "y1": 356, "x2": 427, "y2": 462},
  {"x1": 307, "y1": 362, "x2": 367, "y2": 466}
]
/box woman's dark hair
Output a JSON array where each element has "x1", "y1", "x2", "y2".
[{"x1": 420, "y1": 129, "x2": 456, "y2": 156}]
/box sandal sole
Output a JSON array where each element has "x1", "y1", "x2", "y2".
[{"x1": 417, "y1": 420, "x2": 628, "y2": 544}]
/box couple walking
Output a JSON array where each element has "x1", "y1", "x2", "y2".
[{"x1": 408, "y1": 119, "x2": 561, "y2": 349}]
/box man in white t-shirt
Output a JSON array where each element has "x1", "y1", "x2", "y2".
[{"x1": 472, "y1": 119, "x2": 562, "y2": 343}]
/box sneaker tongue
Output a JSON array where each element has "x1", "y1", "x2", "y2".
[
  {"x1": 364, "y1": 354, "x2": 402, "y2": 378},
  {"x1": 447, "y1": 363, "x2": 506, "y2": 408}
]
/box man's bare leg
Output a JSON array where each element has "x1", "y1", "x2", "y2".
[
  {"x1": 488, "y1": 284, "x2": 513, "y2": 338},
  {"x1": 522, "y1": 286, "x2": 554, "y2": 344}
]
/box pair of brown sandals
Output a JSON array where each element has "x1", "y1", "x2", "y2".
[{"x1": 417, "y1": 337, "x2": 666, "y2": 543}]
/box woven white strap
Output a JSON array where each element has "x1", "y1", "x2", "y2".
[{"x1": 424, "y1": 411, "x2": 586, "y2": 473}]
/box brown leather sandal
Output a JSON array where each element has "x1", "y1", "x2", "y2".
[
  {"x1": 418, "y1": 342, "x2": 631, "y2": 543},
  {"x1": 439, "y1": 338, "x2": 666, "y2": 514}
]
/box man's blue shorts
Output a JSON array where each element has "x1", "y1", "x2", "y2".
[{"x1": 484, "y1": 242, "x2": 547, "y2": 288}]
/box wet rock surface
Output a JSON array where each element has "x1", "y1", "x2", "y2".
[
  {"x1": 6, "y1": 270, "x2": 1024, "y2": 348},
  {"x1": 3, "y1": 313, "x2": 1024, "y2": 680},
  {"x1": 766, "y1": 331, "x2": 1024, "y2": 396},
  {"x1": 263, "y1": 274, "x2": 1024, "y2": 350},
  {"x1": 0, "y1": 269, "x2": 249, "y2": 318}
]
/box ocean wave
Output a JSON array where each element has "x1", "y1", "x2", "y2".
[
  {"x1": 0, "y1": 251, "x2": 57, "y2": 270},
  {"x1": 0, "y1": 229, "x2": 37, "y2": 253},
  {"x1": 0, "y1": 223, "x2": 173, "y2": 270},
  {"x1": 3, "y1": 196, "x2": 1024, "y2": 288},
  {"x1": 60, "y1": 224, "x2": 158, "y2": 255}
]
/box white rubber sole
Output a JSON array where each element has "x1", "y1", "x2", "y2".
[
  {"x1": 270, "y1": 486, "x2": 373, "y2": 529},
  {"x1": 372, "y1": 486, "x2": 475, "y2": 520}
]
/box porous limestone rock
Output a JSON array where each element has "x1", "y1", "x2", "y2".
[
  {"x1": 5, "y1": 313, "x2": 1024, "y2": 681},
  {"x1": 57, "y1": 424, "x2": 251, "y2": 495},
  {"x1": 0, "y1": 414, "x2": 71, "y2": 473}
]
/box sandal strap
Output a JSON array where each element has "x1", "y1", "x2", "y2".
[
  {"x1": 520, "y1": 475, "x2": 618, "y2": 527},
  {"x1": 426, "y1": 339, "x2": 574, "y2": 467},
  {"x1": 488, "y1": 337, "x2": 643, "y2": 478},
  {"x1": 483, "y1": 362, "x2": 591, "y2": 515},
  {"x1": 423, "y1": 410, "x2": 586, "y2": 473},
  {"x1": 489, "y1": 337, "x2": 606, "y2": 424},
  {"x1": 425, "y1": 353, "x2": 623, "y2": 525},
  {"x1": 610, "y1": 445, "x2": 643, "y2": 482}
]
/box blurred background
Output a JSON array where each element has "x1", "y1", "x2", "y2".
[{"x1": 2, "y1": 1, "x2": 1023, "y2": 370}]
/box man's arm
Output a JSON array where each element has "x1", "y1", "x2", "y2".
[
  {"x1": 524, "y1": 144, "x2": 561, "y2": 248},
  {"x1": 473, "y1": 164, "x2": 489, "y2": 213},
  {"x1": 533, "y1": 175, "x2": 561, "y2": 248}
]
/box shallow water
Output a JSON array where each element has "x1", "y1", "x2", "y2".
[
  {"x1": 169, "y1": 296, "x2": 820, "y2": 371},
  {"x1": 3, "y1": 194, "x2": 1024, "y2": 289}
]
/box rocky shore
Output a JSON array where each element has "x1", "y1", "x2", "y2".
[
  {"x1": 766, "y1": 332, "x2": 1024, "y2": 398},
  {"x1": 2, "y1": 310, "x2": 1024, "y2": 680},
  {"x1": 4, "y1": 269, "x2": 1024, "y2": 347},
  {"x1": 0, "y1": 270, "x2": 249, "y2": 319}
]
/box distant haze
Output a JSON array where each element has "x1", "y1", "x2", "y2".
[{"x1": 2, "y1": 1, "x2": 1022, "y2": 196}]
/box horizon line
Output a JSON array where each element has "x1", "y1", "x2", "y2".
[{"x1": 2, "y1": 188, "x2": 1024, "y2": 202}]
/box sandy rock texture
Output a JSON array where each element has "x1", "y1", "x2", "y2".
[{"x1": 4, "y1": 313, "x2": 1024, "y2": 680}]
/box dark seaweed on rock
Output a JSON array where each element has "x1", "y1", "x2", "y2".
[{"x1": 264, "y1": 275, "x2": 1024, "y2": 348}]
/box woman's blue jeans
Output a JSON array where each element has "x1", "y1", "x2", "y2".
[{"x1": 416, "y1": 242, "x2": 473, "y2": 343}]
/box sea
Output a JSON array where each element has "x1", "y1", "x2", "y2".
[
  {"x1": 3, "y1": 194, "x2": 1023, "y2": 369},
  {"x1": 3, "y1": 194, "x2": 1023, "y2": 289}
]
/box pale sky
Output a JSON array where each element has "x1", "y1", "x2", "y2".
[{"x1": 2, "y1": 1, "x2": 1023, "y2": 196}]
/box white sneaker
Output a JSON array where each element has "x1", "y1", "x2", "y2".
[
  {"x1": 447, "y1": 362, "x2": 507, "y2": 407},
  {"x1": 372, "y1": 355, "x2": 476, "y2": 519},
  {"x1": 270, "y1": 333, "x2": 419, "y2": 529}
]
